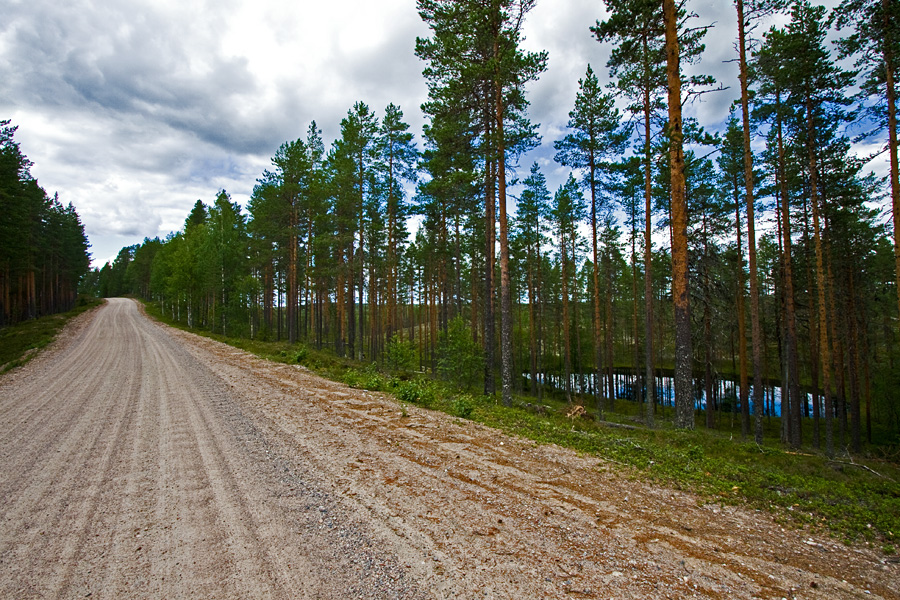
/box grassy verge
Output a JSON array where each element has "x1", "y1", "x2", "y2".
[
  {"x1": 143, "y1": 303, "x2": 900, "y2": 552},
  {"x1": 0, "y1": 296, "x2": 103, "y2": 374}
]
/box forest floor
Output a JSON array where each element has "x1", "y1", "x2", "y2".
[{"x1": 0, "y1": 297, "x2": 896, "y2": 599}]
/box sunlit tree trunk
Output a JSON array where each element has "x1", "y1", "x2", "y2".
[{"x1": 664, "y1": 0, "x2": 693, "y2": 429}]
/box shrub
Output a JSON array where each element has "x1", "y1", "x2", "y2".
[
  {"x1": 344, "y1": 368, "x2": 385, "y2": 391},
  {"x1": 394, "y1": 380, "x2": 434, "y2": 407},
  {"x1": 385, "y1": 334, "x2": 417, "y2": 372},
  {"x1": 452, "y1": 395, "x2": 475, "y2": 419},
  {"x1": 438, "y1": 316, "x2": 483, "y2": 390},
  {"x1": 293, "y1": 346, "x2": 308, "y2": 363}
]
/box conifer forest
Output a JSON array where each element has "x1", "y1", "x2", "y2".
[
  {"x1": 70, "y1": 0, "x2": 899, "y2": 453},
  {"x1": 0, "y1": 120, "x2": 91, "y2": 327}
]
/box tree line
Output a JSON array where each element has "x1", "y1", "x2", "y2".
[
  {"x1": 1, "y1": 120, "x2": 91, "y2": 327},
  {"x1": 88, "y1": 0, "x2": 900, "y2": 453}
]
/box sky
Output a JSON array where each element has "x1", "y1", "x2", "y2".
[{"x1": 1, "y1": 0, "x2": 850, "y2": 267}]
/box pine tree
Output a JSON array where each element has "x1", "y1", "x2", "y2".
[
  {"x1": 718, "y1": 115, "x2": 752, "y2": 436},
  {"x1": 757, "y1": 0, "x2": 854, "y2": 455},
  {"x1": 513, "y1": 162, "x2": 551, "y2": 397},
  {"x1": 734, "y1": 0, "x2": 787, "y2": 442},
  {"x1": 378, "y1": 104, "x2": 419, "y2": 345},
  {"x1": 552, "y1": 175, "x2": 587, "y2": 403},
  {"x1": 833, "y1": 0, "x2": 900, "y2": 342},
  {"x1": 416, "y1": 0, "x2": 546, "y2": 405},
  {"x1": 331, "y1": 103, "x2": 379, "y2": 358},
  {"x1": 268, "y1": 136, "x2": 313, "y2": 344},
  {"x1": 594, "y1": 0, "x2": 667, "y2": 426},
  {"x1": 663, "y1": 0, "x2": 693, "y2": 429},
  {"x1": 554, "y1": 64, "x2": 627, "y2": 416}
]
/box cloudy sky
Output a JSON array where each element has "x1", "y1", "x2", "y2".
[{"x1": 1, "y1": 0, "x2": 845, "y2": 266}]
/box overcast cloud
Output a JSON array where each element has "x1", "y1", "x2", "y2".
[{"x1": 1, "y1": 0, "x2": 844, "y2": 266}]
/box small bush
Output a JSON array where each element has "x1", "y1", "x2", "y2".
[
  {"x1": 686, "y1": 444, "x2": 704, "y2": 461},
  {"x1": 452, "y1": 395, "x2": 475, "y2": 419},
  {"x1": 394, "y1": 380, "x2": 434, "y2": 407},
  {"x1": 342, "y1": 363, "x2": 390, "y2": 391},
  {"x1": 344, "y1": 369, "x2": 364, "y2": 388},
  {"x1": 395, "y1": 381, "x2": 418, "y2": 403},
  {"x1": 293, "y1": 346, "x2": 308, "y2": 363},
  {"x1": 385, "y1": 334, "x2": 417, "y2": 372},
  {"x1": 438, "y1": 316, "x2": 483, "y2": 390}
]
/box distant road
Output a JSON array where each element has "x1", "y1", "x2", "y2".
[{"x1": 0, "y1": 298, "x2": 894, "y2": 599}]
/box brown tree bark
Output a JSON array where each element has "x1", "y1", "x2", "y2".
[
  {"x1": 846, "y1": 267, "x2": 862, "y2": 453},
  {"x1": 288, "y1": 202, "x2": 298, "y2": 345},
  {"x1": 527, "y1": 245, "x2": 539, "y2": 397},
  {"x1": 803, "y1": 196, "x2": 822, "y2": 449},
  {"x1": 589, "y1": 149, "x2": 605, "y2": 417},
  {"x1": 484, "y1": 151, "x2": 496, "y2": 396},
  {"x1": 735, "y1": 0, "x2": 765, "y2": 443},
  {"x1": 495, "y1": 39, "x2": 515, "y2": 408},
  {"x1": 560, "y1": 220, "x2": 573, "y2": 403},
  {"x1": 807, "y1": 93, "x2": 835, "y2": 457},
  {"x1": 642, "y1": 75, "x2": 656, "y2": 428},
  {"x1": 631, "y1": 206, "x2": 643, "y2": 410},
  {"x1": 733, "y1": 177, "x2": 750, "y2": 436},
  {"x1": 605, "y1": 246, "x2": 615, "y2": 411},
  {"x1": 663, "y1": 0, "x2": 694, "y2": 429},
  {"x1": 884, "y1": 0, "x2": 900, "y2": 344},
  {"x1": 777, "y1": 103, "x2": 802, "y2": 448}
]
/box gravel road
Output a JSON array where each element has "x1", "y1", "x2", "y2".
[{"x1": 0, "y1": 298, "x2": 895, "y2": 599}]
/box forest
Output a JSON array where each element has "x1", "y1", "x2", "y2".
[
  {"x1": 0, "y1": 120, "x2": 91, "y2": 327},
  {"x1": 84, "y1": 0, "x2": 900, "y2": 455}
]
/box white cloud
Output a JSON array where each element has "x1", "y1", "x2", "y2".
[{"x1": 0, "y1": 0, "x2": 854, "y2": 266}]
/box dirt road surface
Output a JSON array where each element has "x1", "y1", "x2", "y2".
[{"x1": 0, "y1": 298, "x2": 895, "y2": 599}]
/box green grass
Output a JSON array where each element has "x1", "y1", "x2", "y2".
[
  {"x1": 0, "y1": 296, "x2": 103, "y2": 373},
  {"x1": 141, "y1": 302, "x2": 900, "y2": 550}
]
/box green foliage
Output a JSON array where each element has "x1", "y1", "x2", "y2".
[
  {"x1": 385, "y1": 334, "x2": 417, "y2": 372},
  {"x1": 394, "y1": 379, "x2": 435, "y2": 407},
  {"x1": 451, "y1": 394, "x2": 475, "y2": 419},
  {"x1": 437, "y1": 316, "x2": 483, "y2": 390},
  {"x1": 344, "y1": 364, "x2": 388, "y2": 391},
  {"x1": 280, "y1": 347, "x2": 308, "y2": 364},
  {"x1": 0, "y1": 121, "x2": 91, "y2": 325},
  {"x1": 293, "y1": 346, "x2": 308, "y2": 364}
]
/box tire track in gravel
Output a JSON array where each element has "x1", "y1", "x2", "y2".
[
  {"x1": 0, "y1": 298, "x2": 423, "y2": 599},
  {"x1": 0, "y1": 301, "x2": 144, "y2": 598}
]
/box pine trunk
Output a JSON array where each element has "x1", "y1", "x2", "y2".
[
  {"x1": 883, "y1": 0, "x2": 900, "y2": 343},
  {"x1": 589, "y1": 153, "x2": 604, "y2": 416},
  {"x1": 642, "y1": 83, "x2": 655, "y2": 427},
  {"x1": 807, "y1": 93, "x2": 835, "y2": 457},
  {"x1": 561, "y1": 224, "x2": 573, "y2": 403},
  {"x1": 664, "y1": 0, "x2": 694, "y2": 429},
  {"x1": 777, "y1": 106, "x2": 802, "y2": 448},
  {"x1": 484, "y1": 153, "x2": 496, "y2": 396}
]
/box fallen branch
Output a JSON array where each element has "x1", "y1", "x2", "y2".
[
  {"x1": 596, "y1": 420, "x2": 639, "y2": 431},
  {"x1": 826, "y1": 459, "x2": 893, "y2": 481}
]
